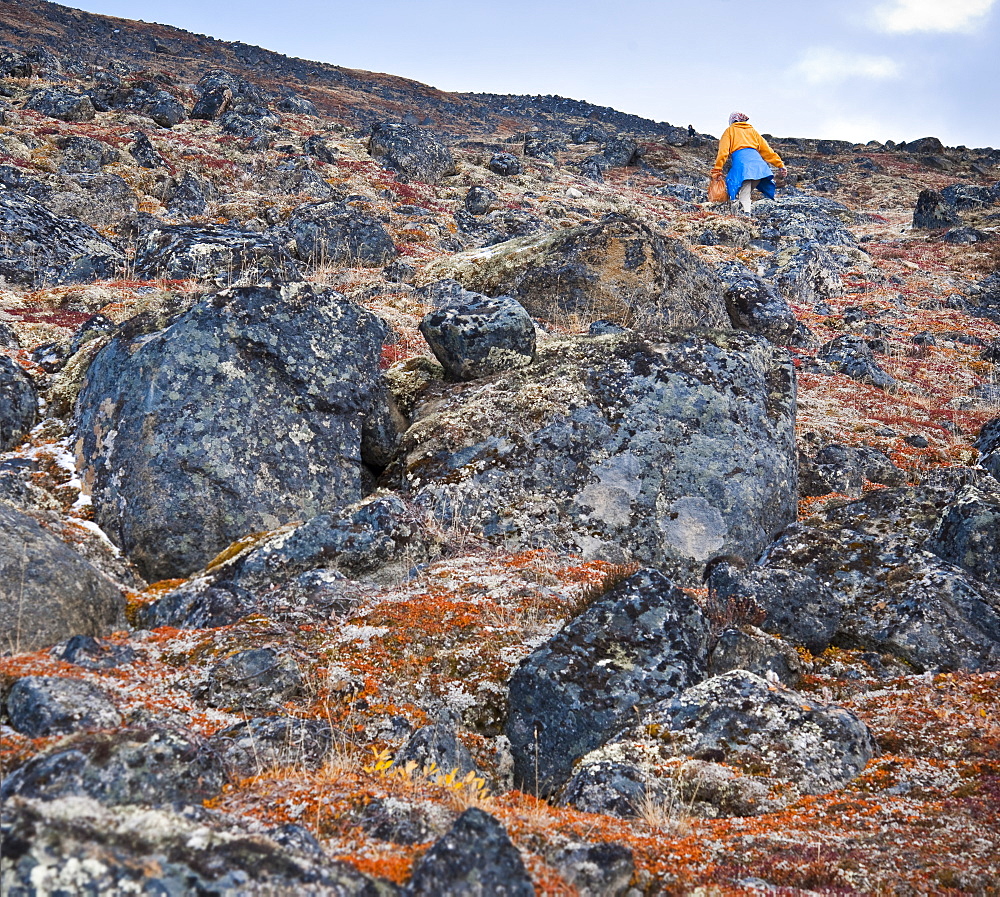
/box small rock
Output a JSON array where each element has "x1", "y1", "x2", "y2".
[{"x1": 6, "y1": 676, "x2": 122, "y2": 737}]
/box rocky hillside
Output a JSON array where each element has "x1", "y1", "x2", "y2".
[{"x1": 2, "y1": 2, "x2": 1000, "y2": 894}]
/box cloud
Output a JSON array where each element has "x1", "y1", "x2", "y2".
[
  {"x1": 789, "y1": 48, "x2": 902, "y2": 86},
  {"x1": 871, "y1": 0, "x2": 996, "y2": 33}
]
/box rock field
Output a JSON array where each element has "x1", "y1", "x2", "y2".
[{"x1": 1, "y1": 1, "x2": 1000, "y2": 894}]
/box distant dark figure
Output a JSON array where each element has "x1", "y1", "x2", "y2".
[
  {"x1": 710, "y1": 112, "x2": 786, "y2": 214},
  {"x1": 687, "y1": 124, "x2": 696, "y2": 137}
]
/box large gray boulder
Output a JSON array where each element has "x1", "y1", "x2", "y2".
[
  {"x1": 25, "y1": 87, "x2": 95, "y2": 122},
  {"x1": 925, "y1": 485, "x2": 1000, "y2": 587},
  {"x1": 387, "y1": 329, "x2": 798, "y2": 582},
  {"x1": 421, "y1": 214, "x2": 731, "y2": 332},
  {"x1": 0, "y1": 504, "x2": 126, "y2": 654},
  {"x1": 6, "y1": 676, "x2": 122, "y2": 738},
  {"x1": 45, "y1": 173, "x2": 139, "y2": 235},
  {"x1": 133, "y1": 222, "x2": 301, "y2": 286},
  {"x1": 368, "y1": 121, "x2": 456, "y2": 184},
  {"x1": 714, "y1": 259, "x2": 809, "y2": 345},
  {"x1": 74, "y1": 283, "x2": 397, "y2": 580},
  {"x1": 0, "y1": 190, "x2": 124, "y2": 287},
  {"x1": 505, "y1": 569, "x2": 712, "y2": 796}
]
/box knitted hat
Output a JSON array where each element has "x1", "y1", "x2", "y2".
[{"x1": 729, "y1": 111, "x2": 749, "y2": 124}]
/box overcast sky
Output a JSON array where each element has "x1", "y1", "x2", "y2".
[{"x1": 67, "y1": 0, "x2": 999, "y2": 147}]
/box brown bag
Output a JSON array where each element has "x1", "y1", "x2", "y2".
[{"x1": 707, "y1": 175, "x2": 728, "y2": 203}]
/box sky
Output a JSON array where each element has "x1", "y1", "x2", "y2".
[{"x1": 66, "y1": 0, "x2": 999, "y2": 147}]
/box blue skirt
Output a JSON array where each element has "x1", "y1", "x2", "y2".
[{"x1": 726, "y1": 147, "x2": 776, "y2": 201}]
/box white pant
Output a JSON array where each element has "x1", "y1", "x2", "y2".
[{"x1": 736, "y1": 178, "x2": 761, "y2": 213}]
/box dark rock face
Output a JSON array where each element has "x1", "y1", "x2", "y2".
[
  {"x1": 303, "y1": 134, "x2": 339, "y2": 163},
  {"x1": 57, "y1": 135, "x2": 120, "y2": 173},
  {"x1": 763, "y1": 241, "x2": 846, "y2": 305},
  {"x1": 74, "y1": 283, "x2": 394, "y2": 580},
  {"x1": 967, "y1": 271, "x2": 1000, "y2": 318},
  {"x1": 0, "y1": 190, "x2": 124, "y2": 287},
  {"x1": 6, "y1": 676, "x2": 122, "y2": 738},
  {"x1": 913, "y1": 189, "x2": 961, "y2": 229},
  {"x1": 753, "y1": 194, "x2": 859, "y2": 248},
  {"x1": 51, "y1": 635, "x2": 136, "y2": 670},
  {"x1": 423, "y1": 214, "x2": 731, "y2": 332},
  {"x1": 368, "y1": 121, "x2": 456, "y2": 184},
  {"x1": 905, "y1": 136, "x2": 945, "y2": 154},
  {"x1": 0, "y1": 504, "x2": 126, "y2": 654},
  {"x1": 404, "y1": 807, "x2": 534, "y2": 896},
  {"x1": 284, "y1": 201, "x2": 398, "y2": 267},
  {"x1": 390, "y1": 330, "x2": 798, "y2": 583},
  {"x1": 0, "y1": 357, "x2": 36, "y2": 451},
  {"x1": 554, "y1": 842, "x2": 634, "y2": 897},
  {"x1": 210, "y1": 717, "x2": 333, "y2": 778},
  {"x1": 276, "y1": 92, "x2": 317, "y2": 115},
  {"x1": 817, "y1": 334, "x2": 896, "y2": 389},
  {"x1": 0, "y1": 727, "x2": 228, "y2": 806},
  {"x1": 25, "y1": 87, "x2": 95, "y2": 121},
  {"x1": 505, "y1": 569, "x2": 712, "y2": 796},
  {"x1": 201, "y1": 647, "x2": 303, "y2": 711},
  {"x1": 418, "y1": 283, "x2": 535, "y2": 380},
  {"x1": 133, "y1": 222, "x2": 301, "y2": 286},
  {"x1": 0, "y1": 796, "x2": 388, "y2": 896},
  {"x1": 715, "y1": 259, "x2": 810, "y2": 344}
]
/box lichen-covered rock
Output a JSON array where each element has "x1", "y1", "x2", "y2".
[
  {"x1": 817, "y1": 334, "x2": 897, "y2": 390},
  {"x1": 763, "y1": 241, "x2": 846, "y2": 305},
  {"x1": 201, "y1": 647, "x2": 303, "y2": 711},
  {"x1": 133, "y1": 221, "x2": 301, "y2": 286},
  {"x1": 0, "y1": 190, "x2": 124, "y2": 287},
  {"x1": 0, "y1": 356, "x2": 36, "y2": 451},
  {"x1": 925, "y1": 485, "x2": 1000, "y2": 587},
  {"x1": 799, "y1": 441, "x2": 907, "y2": 498},
  {"x1": 0, "y1": 503, "x2": 126, "y2": 654},
  {"x1": 404, "y1": 807, "x2": 534, "y2": 896},
  {"x1": 761, "y1": 477, "x2": 1000, "y2": 671},
  {"x1": 707, "y1": 626, "x2": 804, "y2": 686},
  {"x1": 505, "y1": 569, "x2": 712, "y2": 796},
  {"x1": 706, "y1": 560, "x2": 842, "y2": 655},
  {"x1": 45, "y1": 173, "x2": 138, "y2": 234},
  {"x1": 210, "y1": 717, "x2": 333, "y2": 778},
  {"x1": 51, "y1": 635, "x2": 136, "y2": 670},
  {"x1": 128, "y1": 130, "x2": 164, "y2": 168},
  {"x1": 284, "y1": 201, "x2": 398, "y2": 267},
  {"x1": 640, "y1": 671, "x2": 876, "y2": 793},
  {"x1": 454, "y1": 208, "x2": 550, "y2": 248},
  {"x1": 25, "y1": 87, "x2": 95, "y2": 122},
  {"x1": 394, "y1": 724, "x2": 480, "y2": 779},
  {"x1": 387, "y1": 329, "x2": 798, "y2": 581},
  {"x1": 715, "y1": 259, "x2": 810, "y2": 345},
  {"x1": 56, "y1": 135, "x2": 120, "y2": 173},
  {"x1": 0, "y1": 796, "x2": 391, "y2": 896},
  {"x1": 210, "y1": 494, "x2": 434, "y2": 594},
  {"x1": 0, "y1": 727, "x2": 227, "y2": 806},
  {"x1": 368, "y1": 121, "x2": 456, "y2": 184},
  {"x1": 74, "y1": 283, "x2": 394, "y2": 580},
  {"x1": 166, "y1": 170, "x2": 215, "y2": 218},
  {"x1": 418, "y1": 283, "x2": 535, "y2": 380},
  {"x1": 5, "y1": 676, "x2": 122, "y2": 738},
  {"x1": 552, "y1": 842, "x2": 634, "y2": 897},
  {"x1": 488, "y1": 152, "x2": 522, "y2": 176},
  {"x1": 421, "y1": 214, "x2": 730, "y2": 332},
  {"x1": 913, "y1": 188, "x2": 961, "y2": 229}
]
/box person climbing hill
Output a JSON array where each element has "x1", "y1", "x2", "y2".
[{"x1": 710, "y1": 112, "x2": 786, "y2": 214}]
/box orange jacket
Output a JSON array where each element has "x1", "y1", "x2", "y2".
[{"x1": 710, "y1": 122, "x2": 784, "y2": 177}]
